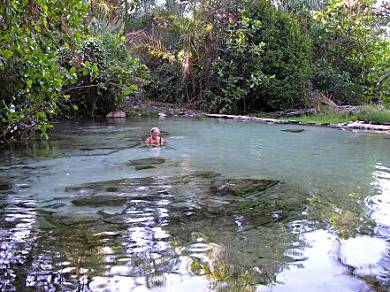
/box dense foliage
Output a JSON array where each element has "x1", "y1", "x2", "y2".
[
  {"x1": 310, "y1": 0, "x2": 390, "y2": 105},
  {"x1": 60, "y1": 20, "x2": 149, "y2": 118},
  {"x1": 133, "y1": 0, "x2": 388, "y2": 112},
  {"x1": 0, "y1": 0, "x2": 148, "y2": 142},
  {"x1": 1, "y1": 0, "x2": 389, "y2": 142},
  {"x1": 0, "y1": 0, "x2": 89, "y2": 141},
  {"x1": 210, "y1": 1, "x2": 312, "y2": 112}
]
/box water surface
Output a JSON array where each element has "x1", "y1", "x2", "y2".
[{"x1": 0, "y1": 117, "x2": 389, "y2": 291}]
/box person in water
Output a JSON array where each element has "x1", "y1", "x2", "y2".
[{"x1": 145, "y1": 127, "x2": 165, "y2": 146}]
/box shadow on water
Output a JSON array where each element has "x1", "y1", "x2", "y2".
[{"x1": 0, "y1": 122, "x2": 150, "y2": 164}]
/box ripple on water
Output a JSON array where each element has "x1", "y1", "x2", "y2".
[
  {"x1": 0, "y1": 196, "x2": 36, "y2": 290},
  {"x1": 261, "y1": 230, "x2": 371, "y2": 291},
  {"x1": 1, "y1": 120, "x2": 390, "y2": 291}
]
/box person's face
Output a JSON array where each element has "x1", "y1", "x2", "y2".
[{"x1": 152, "y1": 130, "x2": 159, "y2": 137}]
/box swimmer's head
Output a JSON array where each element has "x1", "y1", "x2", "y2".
[{"x1": 150, "y1": 127, "x2": 160, "y2": 135}]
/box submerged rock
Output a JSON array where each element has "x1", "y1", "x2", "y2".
[
  {"x1": 135, "y1": 165, "x2": 157, "y2": 171},
  {"x1": 209, "y1": 179, "x2": 278, "y2": 197},
  {"x1": 182, "y1": 170, "x2": 221, "y2": 179},
  {"x1": 129, "y1": 157, "x2": 166, "y2": 166},
  {"x1": 72, "y1": 193, "x2": 129, "y2": 207},
  {"x1": 36, "y1": 215, "x2": 56, "y2": 229},
  {"x1": 42, "y1": 202, "x2": 66, "y2": 209},
  {"x1": 281, "y1": 129, "x2": 305, "y2": 133},
  {"x1": 45, "y1": 213, "x2": 99, "y2": 226},
  {"x1": 101, "y1": 214, "x2": 126, "y2": 224}
]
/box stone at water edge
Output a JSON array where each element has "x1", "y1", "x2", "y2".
[
  {"x1": 281, "y1": 128, "x2": 305, "y2": 133},
  {"x1": 106, "y1": 110, "x2": 126, "y2": 118}
]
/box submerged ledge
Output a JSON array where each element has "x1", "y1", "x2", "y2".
[{"x1": 205, "y1": 114, "x2": 390, "y2": 134}]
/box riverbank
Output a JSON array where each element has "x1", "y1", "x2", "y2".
[
  {"x1": 123, "y1": 99, "x2": 390, "y2": 134},
  {"x1": 205, "y1": 114, "x2": 390, "y2": 134}
]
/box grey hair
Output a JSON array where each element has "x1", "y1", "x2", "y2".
[{"x1": 150, "y1": 127, "x2": 160, "y2": 134}]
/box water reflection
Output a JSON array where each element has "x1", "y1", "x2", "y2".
[
  {"x1": 0, "y1": 172, "x2": 308, "y2": 290},
  {"x1": 361, "y1": 162, "x2": 390, "y2": 286},
  {"x1": 368, "y1": 163, "x2": 390, "y2": 229},
  {"x1": 271, "y1": 162, "x2": 390, "y2": 291},
  {"x1": 1, "y1": 119, "x2": 390, "y2": 290},
  {"x1": 0, "y1": 188, "x2": 36, "y2": 290},
  {"x1": 262, "y1": 230, "x2": 370, "y2": 291}
]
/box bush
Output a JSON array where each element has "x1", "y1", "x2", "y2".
[
  {"x1": 312, "y1": 58, "x2": 363, "y2": 105},
  {"x1": 61, "y1": 20, "x2": 149, "y2": 118},
  {"x1": 210, "y1": 0, "x2": 312, "y2": 113},
  {"x1": 310, "y1": 1, "x2": 389, "y2": 105},
  {"x1": 144, "y1": 62, "x2": 184, "y2": 103},
  {"x1": 0, "y1": 0, "x2": 89, "y2": 141}
]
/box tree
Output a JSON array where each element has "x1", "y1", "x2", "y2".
[
  {"x1": 0, "y1": 0, "x2": 89, "y2": 141},
  {"x1": 210, "y1": 0, "x2": 312, "y2": 112},
  {"x1": 287, "y1": 0, "x2": 390, "y2": 105}
]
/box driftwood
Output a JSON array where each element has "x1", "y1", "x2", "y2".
[
  {"x1": 319, "y1": 91, "x2": 338, "y2": 108},
  {"x1": 336, "y1": 105, "x2": 361, "y2": 113},
  {"x1": 339, "y1": 121, "x2": 390, "y2": 132}
]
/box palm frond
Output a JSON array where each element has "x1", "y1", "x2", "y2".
[{"x1": 124, "y1": 30, "x2": 175, "y2": 61}]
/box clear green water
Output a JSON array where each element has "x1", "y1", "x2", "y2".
[{"x1": 0, "y1": 117, "x2": 389, "y2": 291}]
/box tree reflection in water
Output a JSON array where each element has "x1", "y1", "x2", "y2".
[
  {"x1": 3, "y1": 165, "x2": 385, "y2": 290},
  {"x1": 0, "y1": 171, "x2": 310, "y2": 290},
  {"x1": 0, "y1": 188, "x2": 36, "y2": 291}
]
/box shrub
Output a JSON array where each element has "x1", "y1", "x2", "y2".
[
  {"x1": 61, "y1": 20, "x2": 149, "y2": 118},
  {"x1": 210, "y1": 0, "x2": 312, "y2": 113},
  {"x1": 310, "y1": 0, "x2": 389, "y2": 105},
  {"x1": 144, "y1": 62, "x2": 184, "y2": 103},
  {"x1": 0, "y1": 0, "x2": 89, "y2": 141}
]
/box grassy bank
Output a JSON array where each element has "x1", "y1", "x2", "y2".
[{"x1": 291, "y1": 105, "x2": 390, "y2": 125}]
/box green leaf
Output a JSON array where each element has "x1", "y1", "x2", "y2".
[
  {"x1": 92, "y1": 63, "x2": 99, "y2": 76},
  {"x1": 42, "y1": 4, "x2": 48, "y2": 16},
  {"x1": 124, "y1": 84, "x2": 138, "y2": 95},
  {"x1": 36, "y1": 111, "x2": 47, "y2": 120},
  {"x1": 73, "y1": 104, "x2": 78, "y2": 111},
  {"x1": 2, "y1": 49, "x2": 14, "y2": 58}
]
